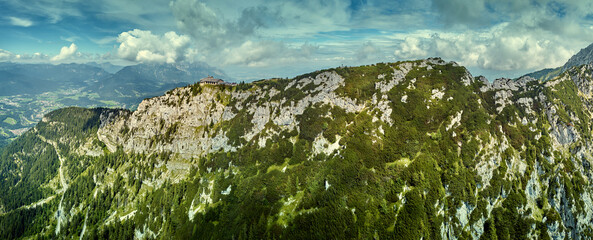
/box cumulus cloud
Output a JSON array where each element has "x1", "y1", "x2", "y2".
[
  {"x1": 170, "y1": 0, "x2": 281, "y2": 51},
  {"x1": 169, "y1": 0, "x2": 224, "y2": 49},
  {"x1": 222, "y1": 41, "x2": 318, "y2": 67},
  {"x1": 355, "y1": 42, "x2": 381, "y2": 61},
  {"x1": 393, "y1": 26, "x2": 577, "y2": 72},
  {"x1": 31, "y1": 52, "x2": 50, "y2": 60},
  {"x1": 5, "y1": 0, "x2": 593, "y2": 81},
  {"x1": 432, "y1": 0, "x2": 593, "y2": 30},
  {"x1": 170, "y1": 0, "x2": 354, "y2": 43},
  {"x1": 116, "y1": 29, "x2": 192, "y2": 64},
  {"x1": 0, "y1": 49, "x2": 52, "y2": 63},
  {"x1": 169, "y1": 0, "x2": 346, "y2": 66},
  {"x1": 394, "y1": 37, "x2": 428, "y2": 59},
  {"x1": 478, "y1": 35, "x2": 572, "y2": 71},
  {"x1": 416, "y1": 0, "x2": 593, "y2": 74},
  {"x1": 8, "y1": 17, "x2": 33, "y2": 27},
  {"x1": 0, "y1": 49, "x2": 16, "y2": 60},
  {"x1": 51, "y1": 43, "x2": 78, "y2": 61}
]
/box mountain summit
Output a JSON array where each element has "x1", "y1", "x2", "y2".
[
  {"x1": 2, "y1": 58, "x2": 593, "y2": 239},
  {"x1": 91, "y1": 62, "x2": 229, "y2": 100},
  {"x1": 0, "y1": 61, "x2": 228, "y2": 148},
  {"x1": 562, "y1": 42, "x2": 593, "y2": 72},
  {"x1": 525, "y1": 42, "x2": 593, "y2": 81}
]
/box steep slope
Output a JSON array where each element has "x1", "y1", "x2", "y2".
[
  {"x1": 525, "y1": 42, "x2": 593, "y2": 81},
  {"x1": 523, "y1": 66, "x2": 562, "y2": 82},
  {"x1": 563, "y1": 43, "x2": 593, "y2": 72},
  {"x1": 0, "y1": 61, "x2": 227, "y2": 148},
  {"x1": 3, "y1": 58, "x2": 593, "y2": 239}
]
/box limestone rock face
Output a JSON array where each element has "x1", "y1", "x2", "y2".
[
  {"x1": 98, "y1": 70, "x2": 364, "y2": 159},
  {"x1": 98, "y1": 59, "x2": 480, "y2": 160}
]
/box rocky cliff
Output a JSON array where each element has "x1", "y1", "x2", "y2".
[
  {"x1": 3, "y1": 58, "x2": 593, "y2": 239},
  {"x1": 563, "y1": 43, "x2": 593, "y2": 73},
  {"x1": 526, "y1": 42, "x2": 593, "y2": 81}
]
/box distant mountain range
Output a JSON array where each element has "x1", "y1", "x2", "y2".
[
  {"x1": 93, "y1": 62, "x2": 227, "y2": 101},
  {"x1": 0, "y1": 61, "x2": 229, "y2": 147},
  {"x1": 0, "y1": 63, "x2": 109, "y2": 95},
  {"x1": 84, "y1": 62, "x2": 125, "y2": 74}
]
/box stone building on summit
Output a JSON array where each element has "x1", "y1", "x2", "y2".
[{"x1": 199, "y1": 76, "x2": 236, "y2": 86}]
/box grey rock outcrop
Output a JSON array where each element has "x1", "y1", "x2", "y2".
[{"x1": 563, "y1": 43, "x2": 593, "y2": 72}]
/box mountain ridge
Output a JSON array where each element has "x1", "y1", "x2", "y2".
[
  {"x1": 524, "y1": 42, "x2": 593, "y2": 81},
  {"x1": 0, "y1": 61, "x2": 228, "y2": 148},
  {"x1": 563, "y1": 43, "x2": 593, "y2": 72},
  {"x1": 2, "y1": 58, "x2": 593, "y2": 239}
]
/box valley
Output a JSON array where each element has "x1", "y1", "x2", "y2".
[{"x1": 0, "y1": 88, "x2": 124, "y2": 147}]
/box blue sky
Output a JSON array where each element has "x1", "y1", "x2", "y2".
[{"x1": 2, "y1": 0, "x2": 593, "y2": 81}]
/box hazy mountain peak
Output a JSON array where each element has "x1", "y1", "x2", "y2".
[
  {"x1": 563, "y1": 42, "x2": 593, "y2": 72},
  {"x1": 85, "y1": 62, "x2": 125, "y2": 74},
  {"x1": 523, "y1": 42, "x2": 593, "y2": 81}
]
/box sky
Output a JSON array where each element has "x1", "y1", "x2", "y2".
[{"x1": 2, "y1": 0, "x2": 593, "y2": 81}]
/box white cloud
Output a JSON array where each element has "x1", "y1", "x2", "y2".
[
  {"x1": 394, "y1": 37, "x2": 428, "y2": 59},
  {"x1": 170, "y1": 0, "x2": 348, "y2": 67},
  {"x1": 9, "y1": 17, "x2": 33, "y2": 27},
  {"x1": 0, "y1": 49, "x2": 16, "y2": 60},
  {"x1": 355, "y1": 42, "x2": 381, "y2": 61},
  {"x1": 170, "y1": 0, "x2": 281, "y2": 52},
  {"x1": 222, "y1": 41, "x2": 318, "y2": 67},
  {"x1": 31, "y1": 52, "x2": 49, "y2": 60},
  {"x1": 477, "y1": 34, "x2": 572, "y2": 71},
  {"x1": 392, "y1": 19, "x2": 589, "y2": 74},
  {"x1": 116, "y1": 29, "x2": 192, "y2": 64},
  {"x1": 51, "y1": 43, "x2": 78, "y2": 61},
  {"x1": 0, "y1": 49, "x2": 52, "y2": 63},
  {"x1": 170, "y1": 0, "x2": 350, "y2": 43},
  {"x1": 4, "y1": 0, "x2": 593, "y2": 82}
]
